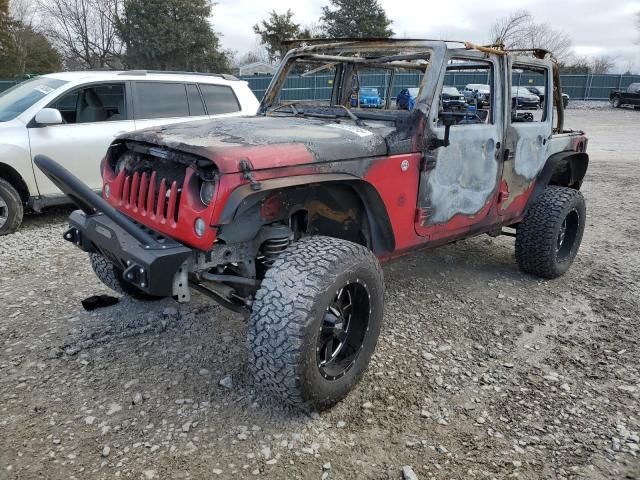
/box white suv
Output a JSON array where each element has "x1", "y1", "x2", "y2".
[{"x1": 0, "y1": 71, "x2": 260, "y2": 234}]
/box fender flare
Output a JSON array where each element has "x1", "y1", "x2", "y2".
[
  {"x1": 526, "y1": 151, "x2": 589, "y2": 210},
  {"x1": 218, "y1": 173, "x2": 396, "y2": 254}
]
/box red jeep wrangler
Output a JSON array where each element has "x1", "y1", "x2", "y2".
[{"x1": 36, "y1": 40, "x2": 589, "y2": 410}]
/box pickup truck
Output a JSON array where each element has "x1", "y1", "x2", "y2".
[
  {"x1": 610, "y1": 83, "x2": 640, "y2": 108},
  {"x1": 36, "y1": 39, "x2": 589, "y2": 410}
]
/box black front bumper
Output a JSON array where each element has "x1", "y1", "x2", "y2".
[{"x1": 66, "y1": 210, "x2": 192, "y2": 297}]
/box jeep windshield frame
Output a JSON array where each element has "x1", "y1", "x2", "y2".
[{"x1": 259, "y1": 39, "x2": 449, "y2": 122}]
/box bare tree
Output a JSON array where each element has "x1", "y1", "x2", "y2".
[
  {"x1": 523, "y1": 22, "x2": 573, "y2": 61},
  {"x1": 488, "y1": 10, "x2": 573, "y2": 61},
  {"x1": 590, "y1": 55, "x2": 616, "y2": 74},
  {"x1": 37, "y1": 0, "x2": 122, "y2": 69},
  {"x1": 489, "y1": 9, "x2": 532, "y2": 47}
]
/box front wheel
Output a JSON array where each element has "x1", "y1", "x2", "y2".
[
  {"x1": 515, "y1": 186, "x2": 586, "y2": 279},
  {"x1": 0, "y1": 178, "x2": 24, "y2": 236},
  {"x1": 248, "y1": 236, "x2": 384, "y2": 410},
  {"x1": 611, "y1": 97, "x2": 622, "y2": 108}
]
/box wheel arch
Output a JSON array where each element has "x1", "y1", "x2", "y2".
[
  {"x1": 217, "y1": 174, "x2": 396, "y2": 255},
  {"x1": 0, "y1": 162, "x2": 30, "y2": 203},
  {"x1": 525, "y1": 151, "x2": 588, "y2": 212}
]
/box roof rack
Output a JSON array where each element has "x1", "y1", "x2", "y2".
[{"x1": 116, "y1": 70, "x2": 239, "y2": 81}]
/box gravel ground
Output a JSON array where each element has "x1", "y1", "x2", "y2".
[{"x1": 1, "y1": 107, "x2": 639, "y2": 480}]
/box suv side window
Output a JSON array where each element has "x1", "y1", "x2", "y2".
[
  {"x1": 134, "y1": 82, "x2": 189, "y2": 119},
  {"x1": 199, "y1": 84, "x2": 240, "y2": 115},
  {"x1": 50, "y1": 83, "x2": 126, "y2": 124}
]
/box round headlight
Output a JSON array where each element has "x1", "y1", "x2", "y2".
[
  {"x1": 194, "y1": 218, "x2": 206, "y2": 237},
  {"x1": 200, "y1": 180, "x2": 216, "y2": 206}
]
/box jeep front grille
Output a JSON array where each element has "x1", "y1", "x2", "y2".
[{"x1": 113, "y1": 169, "x2": 182, "y2": 226}]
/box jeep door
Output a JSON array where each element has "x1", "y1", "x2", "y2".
[
  {"x1": 499, "y1": 58, "x2": 553, "y2": 223},
  {"x1": 415, "y1": 53, "x2": 506, "y2": 242},
  {"x1": 29, "y1": 82, "x2": 134, "y2": 196}
]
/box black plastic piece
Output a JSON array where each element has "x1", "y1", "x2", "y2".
[{"x1": 81, "y1": 295, "x2": 119, "y2": 311}]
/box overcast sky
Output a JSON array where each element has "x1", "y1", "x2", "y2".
[{"x1": 213, "y1": 0, "x2": 640, "y2": 72}]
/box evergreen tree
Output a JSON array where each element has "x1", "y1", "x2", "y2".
[
  {"x1": 253, "y1": 10, "x2": 302, "y2": 63},
  {"x1": 0, "y1": 0, "x2": 10, "y2": 60},
  {"x1": 117, "y1": 0, "x2": 231, "y2": 72},
  {"x1": 320, "y1": 0, "x2": 393, "y2": 39},
  {"x1": 0, "y1": 1, "x2": 62, "y2": 77}
]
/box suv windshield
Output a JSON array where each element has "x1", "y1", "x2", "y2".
[{"x1": 0, "y1": 77, "x2": 68, "y2": 122}]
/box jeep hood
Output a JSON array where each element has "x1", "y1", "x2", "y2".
[{"x1": 120, "y1": 115, "x2": 396, "y2": 174}]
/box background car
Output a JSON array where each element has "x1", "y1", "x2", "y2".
[
  {"x1": 512, "y1": 86, "x2": 540, "y2": 110},
  {"x1": 396, "y1": 87, "x2": 419, "y2": 110},
  {"x1": 0, "y1": 71, "x2": 259, "y2": 234},
  {"x1": 463, "y1": 84, "x2": 491, "y2": 107},
  {"x1": 441, "y1": 86, "x2": 467, "y2": 110},
  {"x1": 525, "y1": 85, "x2": 569, "y2": 108},
  {"x1": 354, "y1": 87, "x2": 384, "y2": 108},
  {"x1": 610, "y1": 83, "x2": 640, "y2": 108}
]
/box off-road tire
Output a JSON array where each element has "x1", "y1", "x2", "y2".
[
  {"x1": 89, "y1": 253, "x2": 162, "y2": 300},
  {"x1": 0, "y1": 178, "x2": 24, "y2": 236},
  {"x1": 248, "y1": 236, "x2": 384, "y2": 410},
  {"x1": 611, "y1": 96, "x2": 621, "y2": 108},
  {"x1": 515, "y1": 186, "x2": 586, "y2": 279}
]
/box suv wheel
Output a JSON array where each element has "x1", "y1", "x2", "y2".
[
  {"x1": 611, "y1": 97, "x2": 621, "y2": 108},
  {"x1": 0, "y1": 178, "x2": 24, "y2": 236},
  {"x1": 89, "y1": 253, "x2": 162, "y2": 300},
  {"x1": 515, "y1": 186, "x2": 586, "y2": 279},
  {"x1": 248, "y1": 236, "x2": 384, "y2": 410}
]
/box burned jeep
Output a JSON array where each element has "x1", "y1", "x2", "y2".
[{"x1": 36, "y1": 39, "x2": 589, "y2": 410}]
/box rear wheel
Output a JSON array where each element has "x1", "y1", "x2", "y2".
[
  {"x1": 515, "y1": 186, "x2": 586, "y2": 279},
  {"x1": 89, "y1": 253, "x2": 162, "y2": 300},
  {"x1": 0, "y1": 178, "x2": 24, "y2": 236},
  {"x1": 248, "y1": 236, "x2": 384, "y2": 410}
]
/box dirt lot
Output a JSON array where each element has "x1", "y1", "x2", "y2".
[{"x1": 1, "y1": 105, "x2": 639, "y2": 480}]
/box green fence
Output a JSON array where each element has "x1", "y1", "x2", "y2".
[
  {"x1": 2, "y1": 74, "x2": 639, "y2": 100},
  {"x1": 241, "y1": 73, "x2": 640, "y2": 102}
]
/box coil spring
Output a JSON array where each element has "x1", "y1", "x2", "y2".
[{"x1": 262, "y1": 236, "x2": 290, "y2": 266}]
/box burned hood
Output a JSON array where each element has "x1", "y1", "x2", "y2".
[{"x1": 120, "y1": 115, "x2": 392, "y2": 173}]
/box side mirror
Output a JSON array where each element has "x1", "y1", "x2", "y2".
[
  {"x1": 430, "y1": 112, "x2": 457, "y2": 149},
  {"x1": 35, "y1": 108, "x2": 63, "y2": 126}
]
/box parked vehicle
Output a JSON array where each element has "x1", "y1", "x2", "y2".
[
  {"x1": 525, "y1": 85, "x2": 569, "y2": 109},
  {"x1": 396, "y1": 87, "x2": 419, "y2": 110},
  {"x1": 512, "y1": 86, "x2": 540, "y2": 110},
  {"x1": 0, "y1": 71, "x2": 259, "y2": 235},
  {"x1": 441, "y1": 86, "x2": 467, "y2": 110},
  {"x1": 37, "y1": 40, "x2": 589, "y2": 410},
  {"x1": 354, "y1": 87, "x2": 384, "y2": 108},
  {"x1": 610, "y1": 83, "x2": 640, "y2": 108},
  {"x1": 463, "y1": 83, "x2": 491, "y2": 107}
]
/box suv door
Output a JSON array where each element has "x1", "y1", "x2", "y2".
[
  {"x1": 416, "y1": 54, "x2": 505, "y2": 241},
  {"x1": 132, "y1": 82, "x2": 208, "y2": 130},
  {"x1": 29, "y1": 82, "x2": 133, "y2": 196},
  {"x1": 499, "y1": 58, "x2": 553, "y2": 223}
]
